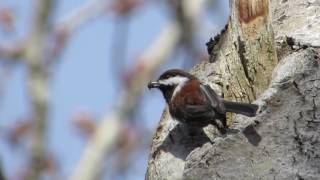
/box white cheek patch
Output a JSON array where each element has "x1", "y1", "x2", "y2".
[
  {"x1": 158, "y1": 76, "x2": 189, "y2": 86},
  {"x1": 158, "y1": 76, "x2": 189, "y2": 100}
]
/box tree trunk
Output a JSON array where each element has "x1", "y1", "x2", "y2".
[
  {"x1": 146, "y1": 0, "x2": 320, "y2": 179},
  {"x1": 215, "y1": 0, "x2": 277, "y2": 103}
]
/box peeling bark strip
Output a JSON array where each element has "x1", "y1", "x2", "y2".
[{"x1": 237, "y1": 0, "x2": 269, "y2": 24}]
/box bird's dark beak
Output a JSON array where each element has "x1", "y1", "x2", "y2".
[{"x1": 148, "y1": 81, "x2": 160, "y2": 89}]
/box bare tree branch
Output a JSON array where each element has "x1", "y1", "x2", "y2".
[
  {"x1": 24, "y1": 0, "x2": 54, "y2": 179},
  {"x1": 0, "y1": 1, "x2": 141, "y2": 179}
]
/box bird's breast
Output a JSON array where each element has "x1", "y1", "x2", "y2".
[{"x1": 169, "y1": 80, "x2": 207, "y2": 121}]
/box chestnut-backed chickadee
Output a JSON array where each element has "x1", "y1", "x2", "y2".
[{"x1": 148, "y1": 69, "x2": 258, "y2": 133}]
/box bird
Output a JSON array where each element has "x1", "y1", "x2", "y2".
[{"x1": 148, "y1": 69, "x2": 259, "y2": 133}]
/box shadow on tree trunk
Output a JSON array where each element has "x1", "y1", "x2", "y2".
[{"x1": 154, "y1": 123, "x2": 211, "y2": 160}]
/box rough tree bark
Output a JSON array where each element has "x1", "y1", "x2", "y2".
[
  {"x1": 146, "y1": 0, "x2": 320, "y2": 179},
  {"x1": 214, "y1": 0, "x2": 278, "y2": 103}
]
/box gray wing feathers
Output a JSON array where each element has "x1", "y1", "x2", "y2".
[{"x1": 199, "y1": 84, "x2": 226, "y2": 114}]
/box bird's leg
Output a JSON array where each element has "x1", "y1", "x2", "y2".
[
  {"x1": 220, "y1": 115, "x2": 240, "y2": 134},
  {"x1": 220, "y1": 114, "x2": 228, "y2": 129}
]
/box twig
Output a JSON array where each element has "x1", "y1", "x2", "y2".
[
  {"x1": 0, "y1": 42, "x2": 25, "y2": 60},
  {"x1": 56, "y1": 0, "x2": 108, "y2": 34}
]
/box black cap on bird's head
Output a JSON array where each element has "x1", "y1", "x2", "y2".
[
  {"x1": 147, "y1": 69, "x2": 195, "y2": 89},
  {"x1": 148, "y1": 69, "x2": 196, "y2": 102}
]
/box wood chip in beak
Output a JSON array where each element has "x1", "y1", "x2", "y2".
[{"x1": 148, "y1": 81, "x2": 160, "y2": 89}]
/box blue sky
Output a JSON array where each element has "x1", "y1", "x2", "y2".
[{"x1": 0, "y1": 0, "x2": 229, "y2": 179}]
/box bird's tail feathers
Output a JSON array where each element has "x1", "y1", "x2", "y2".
[{"x1": 223, "y1": 100, "x2": 259, "y2": 117}]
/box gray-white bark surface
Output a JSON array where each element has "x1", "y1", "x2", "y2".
[
  {"x1": 146, "y1": 0, "x2": 320, "y2": 179},
  {"x1": 183, "y1": 48, "x2": 320, "y2": 179}
]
